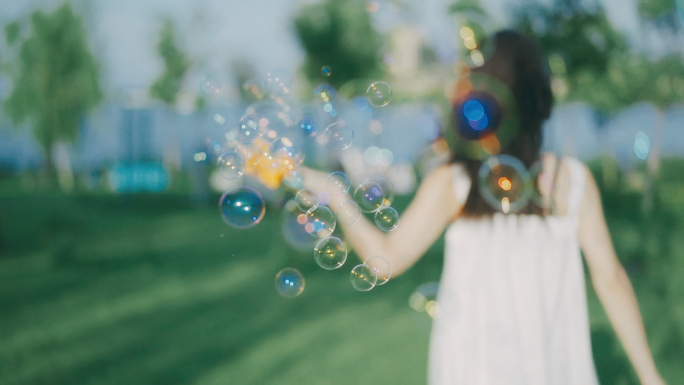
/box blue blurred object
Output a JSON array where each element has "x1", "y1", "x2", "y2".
[{"x1": 107, "y1": 162, "x2": 170, "y2": 193}]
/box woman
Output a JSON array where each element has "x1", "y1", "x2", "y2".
[{"x1": 304, "y1": 30, "x2": 665, "y2": 385}]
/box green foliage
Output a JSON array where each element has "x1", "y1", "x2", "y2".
[
  {"x1": 293, "y1": 0, "x2": 382, "y2": 91},
  {"x1": 150, "y1": 20, "x2": 190, "y2": 106},
  {"x1": 513, "y1": 1, "x2": 684, "y2": 111},
  {"x1": 3, "y1": 3, "x2": 102, "y2": 155},
  {"x1": 4, "y1": 21, "x2": 20, "y2": 46}
]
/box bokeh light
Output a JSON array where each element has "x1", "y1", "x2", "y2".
[
  {"x1": 634, "y1": 131, "x2": 650, "y2": 160},
  {"x1": 321, "y1": 66, "x2": 331, "y2": 77},
  {"x1": 298, "y1": 117, "x2": 318, "y2": 137},
  {"x1": 478, "y1": 155, "x2": 531, "y2": 214},
  {"x1": 264, "y1": 69, "x2": 293, "y2": 96}
]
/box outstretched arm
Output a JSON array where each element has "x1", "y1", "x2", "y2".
[
  {"x1": 578, "y1": 166, "x2": 665, "y2": 385},
  {"x1": 303, "y1": 165, "x2": 463, "y2": 277}
]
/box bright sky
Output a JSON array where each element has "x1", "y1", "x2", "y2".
[{"x1": 0, "y1": 0, "x2": 645, "y2": 92}]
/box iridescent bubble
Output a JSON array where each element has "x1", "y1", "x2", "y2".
[
  {"x1": 374, "y1": 207, "x2": 399, "y2": 231},
  {"x1": 321, "y1": 66, "x2": 332, "y2": 77},
  {"x1": 326, "y1": 171, "x2": 350, "y2": 195},
  {"x1": 634, "y1": 131, "x2": 650, "y2": 160},
  {"x1": 237, "y1": 114, "x2": 262, "y2": 142},
  {"x1": 336, "y1": 201, "x2": 362, "y2": 226},
  {"x1": 217, "y1": 151, "x2": 245, "y2": 180},
  {"x1": 199, "y1": 76, "x2": 221, "y2": 97},
  {"x1": 313, "y1": 84, "x2": 337, "y2": 103},
  {"x1": 323, "y1": 122, "x2": 354, "y2": 150},
  {"x1": 366, "y1": 81, "x2": 392, "y2": 107},
  {"x1": 350, "y1": 264, "x2": 377, "y2": 292},
  {"x1": 219, "y1": 187, "x2": 265, "y2": 229},
  {"x1": 365, "y1": 255, "x2": 392, "y2": 285},
  {"x1": 295, "y1": 189, "x2": 318, "y2": 212},
  {"x1": 299, "y1": 117, "x2": 318, "y2": 137},
  {"x1": 270, "y1": 137, "x2": 303, "y2": 162},
  {"x1": 314, "y1": 237, "x2": 347, "y2": 270},
  {"x1": 478, "y1": 155, "x2": 531, "y2": 214},
  {"x1": 305, "y1": 206, "x2": 336, "y2": 238},
  {"x1": 275, "y1": 268, "x2": 305, "y2": 298},
  {"x1": 264, "y1": 69, "x2": 293, "y2": 96},
  {"x1": 353, "y1": 181, "x2": 385, "y2": 213}
]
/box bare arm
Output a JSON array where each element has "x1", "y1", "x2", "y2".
[
  {"x1": 303, "y1": 165, "x2": 463, "y2": 277},
  {"x1": 578, "y1": 166, "x2": 665, "y2": 385}
]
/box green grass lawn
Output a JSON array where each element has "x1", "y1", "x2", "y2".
[{"x1": 0, "y1": 161, "x2": 682, "y2": 385}]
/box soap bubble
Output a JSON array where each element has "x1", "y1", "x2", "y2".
[
  {"x1": 313, "y1": 84, "x2": 337, "y2": 103},
  {"x1": 366, "y1": 81, "x2": 392, "y2": 107},
  {"x1": 295, "y1": 189, "x2": 318, "y2": 212},
  {"x1": 275, "y1": 268, "x2": 305, "y2": 298},
  {"x1": 323, "y1": 122, "x2": 354, "y2": 150},
  {"x1": 365, "y1": 255, "x2": 392, "y2": 285},
  {"x1": 200, "y1": 76, "x2": 221, "y2": 96},
  {"x1": 216, "y1": 151, "x2": 245, "y2": 180},
  {"x1": 478, "y1": 155, "x2": 531, "y2": 214},
  {"x1": 353, "y1": 181, "x2": 385, "y2": 213},
  {"x1": 326, "y1": 171, "x2": 350, "y2": 195},
  {"x1": 219, "y1": 187, "x2": 265, "y2": 229},
  {"x1": 321, "y1": 66, "x2": 332, "y2": 77},
  {"x1": 264, "y1": 69, "x2": 293, "y2": 96},
  {"x1": 314, "y1": 237, "x2": 347, "y2": 270},
  {"x1": 237, "y1": 114, "x2": 263, "y2": 142},
  {"x1": 336, "y1": 201, "x2": 362, "y2": 226},
  {"x1": 269, "y1": 137, "x2": 303, "y2": 163},
  {"x1": 305, "y1": 206, "x2": 336, "y2": 238},
  {"x1": 374, "y1": 207, "x2": 399, "y2": 231},
  {"x1": 299, "y1": 117, "x2": 318, "y2": 137},
  {"x1": 350, "y1": 264, "x2": 377, "y2": 292}
]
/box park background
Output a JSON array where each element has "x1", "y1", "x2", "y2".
[{"x1": 0, "y1": 0, "x2": 683, "y2": 384}]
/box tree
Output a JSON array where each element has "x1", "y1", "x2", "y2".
[
  {"x1": 150, "y1": 20, "x2": 190, "y2": 106},
  {"x1": 293, "y1": 0, "x2": 382, "y2": 91},
  {"x1": 3, "y1": 3, "x2": 102, "y2": 180}
]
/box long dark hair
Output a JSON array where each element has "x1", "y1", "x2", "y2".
[{"x1": 451, "y1": 30, "x2": 554, "y2": 217}]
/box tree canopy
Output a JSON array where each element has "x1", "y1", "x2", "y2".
[
  {"x1": 3, "y1": 3, "x2": 102, "y2": 158},
  {"x1": 150, "y1": 20, "x2": 191, "y2": 106}
]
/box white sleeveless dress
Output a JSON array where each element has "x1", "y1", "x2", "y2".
[{"x1": 428, "y1": 158, "x2": 600, "y2": 385}]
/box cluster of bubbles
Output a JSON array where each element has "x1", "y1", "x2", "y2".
[
  {"x1": 203, "y1": 68, "x2": 399, "y2": 298},
  {"x1": 279, "y1": 171, "x2": 399, "y2": 295}
]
